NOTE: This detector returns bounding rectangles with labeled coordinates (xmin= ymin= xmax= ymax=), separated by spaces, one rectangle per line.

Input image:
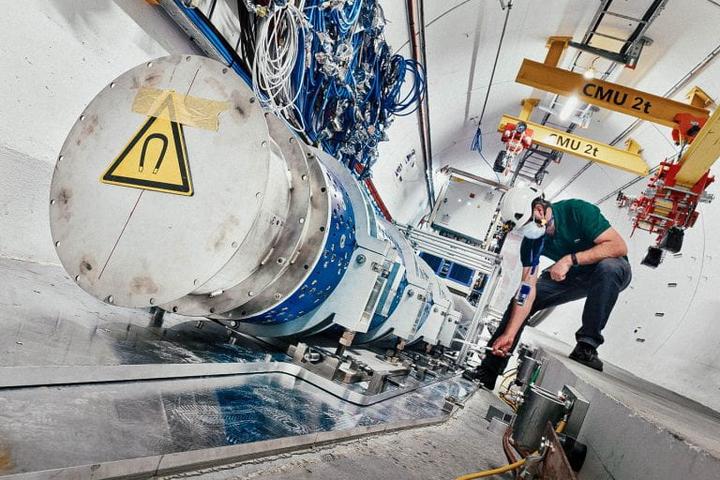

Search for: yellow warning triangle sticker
xmin=101 ymin=94 xmax=193 ymax=196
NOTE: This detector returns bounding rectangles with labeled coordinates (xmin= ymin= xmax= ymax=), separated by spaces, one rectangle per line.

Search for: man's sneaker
xmin=569 ymin=342 xmax=604 ymax=372
xmin=478 ymin=372 xmax=498 ymax=390
xmin=461 ymin=367 xmax=499 ymax=390
xmin=473 ymin=367 xmax=499 ymax=390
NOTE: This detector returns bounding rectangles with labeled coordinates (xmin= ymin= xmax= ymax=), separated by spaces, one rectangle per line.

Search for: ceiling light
xmin=582 ymin=56 xmax=599 ymax=80
xmin=559 ymin=96 xmax=579 ymax=121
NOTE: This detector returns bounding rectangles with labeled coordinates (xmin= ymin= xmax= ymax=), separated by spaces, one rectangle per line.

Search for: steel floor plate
xmin=0 ymin=373 xmax=471 ymax=474
xmin=0 ymin=258 xmax=473 ymax=476
xmin=0 ymin=257 xmax=284 ymax=367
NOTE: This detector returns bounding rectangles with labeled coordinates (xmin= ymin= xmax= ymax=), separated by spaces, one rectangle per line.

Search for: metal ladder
xmin=512 ymin=146 xmax=559 ymax=185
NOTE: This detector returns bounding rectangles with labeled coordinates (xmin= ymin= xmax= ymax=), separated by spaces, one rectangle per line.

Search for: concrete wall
xmin=0 ymin=0 xmax=195 ymax=264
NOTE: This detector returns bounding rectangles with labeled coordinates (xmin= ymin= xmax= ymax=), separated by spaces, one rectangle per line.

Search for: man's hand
xmin=549 ymin=255 xmax=572 ymax=281
xmin=491 ymin=332 xmax=515 ymax=357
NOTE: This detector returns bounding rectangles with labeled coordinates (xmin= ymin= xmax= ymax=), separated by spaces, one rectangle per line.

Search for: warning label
xmin=101 ymin=95 xmax=193 ymax=196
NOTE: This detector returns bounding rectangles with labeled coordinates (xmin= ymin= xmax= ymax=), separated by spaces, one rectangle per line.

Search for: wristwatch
xmin=571 ymin=253 xmax=579 ymax=266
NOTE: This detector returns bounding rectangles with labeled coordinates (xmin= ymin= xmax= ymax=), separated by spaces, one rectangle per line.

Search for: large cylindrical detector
xmin=49 ymin=55 xmax=456 ymax=346
xmin=50 ymin=55 xmax=356 ymax=327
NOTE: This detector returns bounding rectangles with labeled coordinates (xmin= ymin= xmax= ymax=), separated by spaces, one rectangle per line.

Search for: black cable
xmin=235 ymin=0 xmax=256 ymax=73
xmin=593 ymin=166 xmax=659 ymax=205
xmin=469 ymin=0 xmax=512 ymax=180
xmin=476 ymin=1 xmax=512 ymax=127
xmin=208 ymin=0 xmax=219 ymax=20
xmin=418 ymin=0 xmax=435 ymax=204
xmin=480 ymin=152 xmax=500 ymax=182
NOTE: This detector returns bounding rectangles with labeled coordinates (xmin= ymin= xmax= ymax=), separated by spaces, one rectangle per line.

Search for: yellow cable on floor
xmin=455 ymin=419 xmax=568 ymax=479
xmin=454 ymin=458 xmax=526 ymax=480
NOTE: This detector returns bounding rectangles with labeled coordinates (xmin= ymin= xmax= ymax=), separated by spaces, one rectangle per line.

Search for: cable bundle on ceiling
xmin=175 ymin=0 xmax=425 ymax=179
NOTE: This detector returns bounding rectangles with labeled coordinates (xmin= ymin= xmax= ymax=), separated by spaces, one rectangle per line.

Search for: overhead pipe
xmin=417 ymin=0 xmax=435 ymax=206
xmin=406 ymin=0 xmax=435 ymax=211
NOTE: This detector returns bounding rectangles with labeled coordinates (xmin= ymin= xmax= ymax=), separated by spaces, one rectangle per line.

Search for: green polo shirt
xmin=520 ymin=199 xmax=612 ymax=270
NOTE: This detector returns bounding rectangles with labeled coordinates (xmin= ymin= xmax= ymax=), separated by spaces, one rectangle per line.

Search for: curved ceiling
xmin=373 ymin=0 xmax=720 ymax=222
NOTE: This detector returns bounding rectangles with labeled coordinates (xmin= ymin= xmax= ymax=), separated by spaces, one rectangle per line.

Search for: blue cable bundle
xmin=470 ymin=125 xmax=482 ymax=154
xmin=173 ymin=0 xmax=425 ymax=179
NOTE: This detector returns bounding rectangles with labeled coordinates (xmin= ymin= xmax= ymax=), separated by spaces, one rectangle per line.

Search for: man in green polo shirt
xmin=470 ymin=184 xmax=631 ymax=389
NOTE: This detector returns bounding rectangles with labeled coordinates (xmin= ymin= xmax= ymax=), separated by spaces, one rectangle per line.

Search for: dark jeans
xmin=478 ymin=257 xmax=632 ymax=379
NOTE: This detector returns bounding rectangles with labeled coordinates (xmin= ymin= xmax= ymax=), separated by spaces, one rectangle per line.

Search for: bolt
xmin=356 ymin=254 xmax=366 ymax=265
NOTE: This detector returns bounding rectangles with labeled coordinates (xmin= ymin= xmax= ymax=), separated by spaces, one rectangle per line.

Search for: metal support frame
xmin=396 ymin=226 xmax=502 ymax=365
xmin=456 ymin=264 xmax=500 ymax=366
xmin=352 ymin=219 xmax=436 ymax=344
xmin=397 ymin=226 xmax=501 ymax=275
xmin=676 ymin=105 xmax=720 ymax=186
xmin=0 ymin=360 xmax=459 ymax=407
xmin=568 ymin=39 xmax=650 ymax=67
xmin=568 ymin=0 xmax=669 ymax=69
xmin=522 ymin=0 xmax=679 ymax=191
xmin=411 ymin=261 xmax=454 ymax=347
xmin=515 ymin=59 xmax=710 ymax=129
xmin=543 ymin=36 xmax=572 ymax=67
xmin=498 ymin=113 xmax=649 ymax=175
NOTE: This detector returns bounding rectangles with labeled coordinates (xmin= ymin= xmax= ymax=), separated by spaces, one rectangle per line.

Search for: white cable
xmin=253 ymin=0 xmax=307 ymax=131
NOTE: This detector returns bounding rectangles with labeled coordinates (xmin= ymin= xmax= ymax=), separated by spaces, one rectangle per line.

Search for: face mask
xmin=520 ymin=208 xmax=552 ymax=239
xmin=521 ymin=222 xmax=546 ymax=239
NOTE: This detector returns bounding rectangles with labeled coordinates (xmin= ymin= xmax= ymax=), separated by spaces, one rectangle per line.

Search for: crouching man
xmin=472 ymin=185 xmax=631 ymax=389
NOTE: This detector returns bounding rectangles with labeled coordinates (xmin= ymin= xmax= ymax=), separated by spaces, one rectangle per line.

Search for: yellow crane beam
xmin=543 ymin=36 xmax=572 ymax=67
xmin=675 ymin=105 xmax=720 ymax=187
xmin=515 ymin=59 xmax=710 ymax=129
xmin=686 ymin=86 xmax=715 ymax=109
xmin=498 ymin=114 xmax=649 ymax=176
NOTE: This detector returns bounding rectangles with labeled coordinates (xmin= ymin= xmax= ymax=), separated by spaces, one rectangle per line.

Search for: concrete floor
xmin=160 ymin=389 xmax=515 ymax=480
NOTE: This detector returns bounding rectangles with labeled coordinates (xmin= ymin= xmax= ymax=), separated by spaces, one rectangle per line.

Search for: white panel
xmin=431 ymin=176 xmax=503 ymax=242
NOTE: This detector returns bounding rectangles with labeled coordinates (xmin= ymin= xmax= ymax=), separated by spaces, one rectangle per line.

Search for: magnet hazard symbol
xmin=101 ymin=94 xmax=193 ymax=196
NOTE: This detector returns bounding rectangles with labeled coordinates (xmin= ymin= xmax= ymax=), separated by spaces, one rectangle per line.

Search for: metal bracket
xmin=561 ymin=385 xmax=590 ymax=439
xmin=568 ymin=36 xmax=652 ymax=68
xmin=538 ymin=421 xmax=578 ymax=479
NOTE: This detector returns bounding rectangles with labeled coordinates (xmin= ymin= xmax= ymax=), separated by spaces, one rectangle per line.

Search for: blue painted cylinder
xmin=242 ymin=169 xmax=357 ymax=325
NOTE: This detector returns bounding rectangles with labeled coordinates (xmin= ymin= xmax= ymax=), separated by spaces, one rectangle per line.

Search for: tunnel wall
xmin=0 ymin=0 xmax=195 ymax=264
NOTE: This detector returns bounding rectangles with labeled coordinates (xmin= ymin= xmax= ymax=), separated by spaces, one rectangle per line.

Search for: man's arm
xmin=574 ymin=227 xmax=627 ymax=263
xmin=549 ymin=227 xmax=627 ymax=281
xmin=491 ymin=266 xmax=537 ymax=356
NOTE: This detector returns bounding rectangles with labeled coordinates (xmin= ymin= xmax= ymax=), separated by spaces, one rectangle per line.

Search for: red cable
xmin=354 ymin=163 xmax=393 ymax=222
